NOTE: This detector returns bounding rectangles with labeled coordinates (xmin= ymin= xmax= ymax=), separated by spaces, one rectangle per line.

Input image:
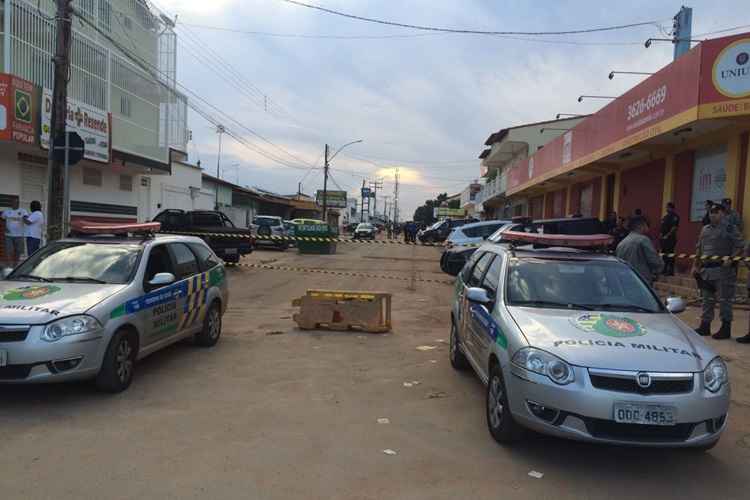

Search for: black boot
xmin=736 ymin=333 xmax=750 ymax=344
xmin=712 ymin=321 xmax=731 ymax=340
xmin=695 ymin=321 xmax=711 ymax=336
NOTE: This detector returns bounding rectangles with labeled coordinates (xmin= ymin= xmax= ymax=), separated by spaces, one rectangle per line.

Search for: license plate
xmin=224 ymin=248 xmax=238 ymax=255
xmin=614 ymin=402 xmax=676 ymax=426
xmin=0 ymin=350 xmax=7 ymax=367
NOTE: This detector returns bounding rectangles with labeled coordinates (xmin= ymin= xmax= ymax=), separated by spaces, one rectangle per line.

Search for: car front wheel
xmin=96 ymin=329 xmax=137 ymax=393
xmin=195 ymin=301 xmax=222 ymax=347
xmin=486 ymin=363 xmax=524 ymax=443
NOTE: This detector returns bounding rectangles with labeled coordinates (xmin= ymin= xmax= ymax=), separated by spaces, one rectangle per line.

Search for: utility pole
xmin=46 ymin=0 xmax=75 ymax=241
xmin=298 ymin=182 xmax=302 ymax=196
xmin=393 ymin=168 xmax=400 ymax=225
xmin=322 ymin=144 xmax=330 ymax=222
xmin=369 ymin=178 xmax=383 ymax=220
xmin=360 ymin=179 xmax=366 ymax=222
xmin=215 ymin=124 xmax=225 ymax=210
xmin=673 ymin=6 xmax=693 ymax=61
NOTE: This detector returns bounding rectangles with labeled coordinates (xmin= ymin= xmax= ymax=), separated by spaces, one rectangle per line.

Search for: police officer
xmin=693 ymin=204 xmax=743 ymax=339
xmin=660 ymin=202 xmax=680 ymax=276
xmin=616 ymin=216 xmax=663 ymax=285
xmin=722 ymin=198 xmax=743 ymax=235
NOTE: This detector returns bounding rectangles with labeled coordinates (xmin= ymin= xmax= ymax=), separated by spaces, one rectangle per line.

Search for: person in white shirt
xmin=23 ymin=200 xmax=44 ymax=255
xmin=1 ymin=199 xmax=28 ymax=267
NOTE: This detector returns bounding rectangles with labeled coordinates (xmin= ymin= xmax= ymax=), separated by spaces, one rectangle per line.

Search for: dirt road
xmin=1 ymin=242 xmax=749 ymax=499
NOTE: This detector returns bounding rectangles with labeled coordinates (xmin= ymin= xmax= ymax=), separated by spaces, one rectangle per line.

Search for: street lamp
xmin=323 ymin=139 xmax=363 ymax=220
xmin=644 ymin=37 xmax=701 ymax=48
xmin=556 ymin=113 xmax=585 ymax=119
xmin=608 ymin=70 xmax=654 ymax=80
xmin=540 ymin=127 xmax=571 ymax=134
xmin=578 ymin=95 xmax=616 ymax=103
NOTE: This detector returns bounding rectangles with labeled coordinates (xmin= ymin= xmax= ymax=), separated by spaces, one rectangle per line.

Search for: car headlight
xmin=703 ymin=357 xmax=728 ymax=393
xmin=42 ymin=315 xmax=102 ymax=342
xmin=512 ymin=347 xmax=575 ymax=385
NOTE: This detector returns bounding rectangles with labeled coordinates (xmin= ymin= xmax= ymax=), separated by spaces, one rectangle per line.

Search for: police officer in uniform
xmin=616 ymin=216 xmax=663 ymax=285
xmin=693 ymin=204 xmax=743 ymax=339
xmin=722 ymin=198 xmax=743 ymax=234
xmin=659 ymin=202 xmax=680 ymax=276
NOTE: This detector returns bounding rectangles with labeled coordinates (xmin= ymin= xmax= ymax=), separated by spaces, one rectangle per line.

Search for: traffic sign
xmin=53 ymin=131 xmax=85 ymax=165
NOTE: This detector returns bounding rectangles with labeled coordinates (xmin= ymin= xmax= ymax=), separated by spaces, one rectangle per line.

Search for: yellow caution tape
xmin=228 ymin=262 xmax=454 ymax=285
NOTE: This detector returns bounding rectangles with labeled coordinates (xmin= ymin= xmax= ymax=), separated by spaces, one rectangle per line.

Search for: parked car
xmin=418 ymin=218 xmax=477 ymax=244
xmin=449 ymin=232 xmax=728 ymax=449
xmin=531 ymin=216 xmax=605 ymax=235
xmin=441 ymin=222 xmax=523 ymax=276
xmin=445 ymin=220 xmax=511 ymax=248
xmin=152 ymin=209 xmax=253 ymax=264
xmin=250 ymin=215 xmax=290 ymax=251
xmin=0 ymin=224 xmax=228 ymax=393
xmin=353 ymin=223 xmax=377 ymax=240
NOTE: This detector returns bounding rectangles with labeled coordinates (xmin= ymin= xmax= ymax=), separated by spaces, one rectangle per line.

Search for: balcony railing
xmin=476 ymin=172 xmax=507 ymax=205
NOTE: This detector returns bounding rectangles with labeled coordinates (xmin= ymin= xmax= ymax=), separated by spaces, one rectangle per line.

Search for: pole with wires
xmin=46 ymin=0 xmax=74 ymax=241
xmin=215 ymin=124 xmax=225 ymax=209
xmin=322 ymin=144 xmax=330 ymax=223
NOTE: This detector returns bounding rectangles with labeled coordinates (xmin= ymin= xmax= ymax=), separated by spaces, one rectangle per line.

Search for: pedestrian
xmin=610 ymin=216 xmax=629 ymax=252
xmin=659 ymin=202 xmax=680 ymax=276
xmin=616 ymin=216 xmax=663 ymax=284
xmin=604 ymin=211 xmax=617 ymax=234
xmin=1 ymin=199 xmax=28 ymax=268
xmin=739 ymin=240 xmax=750 ymax=344
xmin=702 ymin=200 xmax=714 ymax=227
xmin=693 ymin=204 xmax=743 ymax=340
xmin=23 ymin=200 xmax=44 ymax=255
xmin=721 ymin=198 xmax=743 ymax=234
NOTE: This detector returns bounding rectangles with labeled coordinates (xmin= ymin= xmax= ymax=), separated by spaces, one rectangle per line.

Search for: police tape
xmin=659 ymin=253 xmax=750 ymax=263
xmin=158 ymin=230 xmax=442 ymax=246
xmin=226 ymin=262 xmax=454 ymax=285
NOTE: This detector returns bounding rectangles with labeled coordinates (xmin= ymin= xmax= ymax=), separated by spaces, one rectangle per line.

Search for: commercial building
xmin=0 ymin=0 xmax=188 ymax=233
xmin=499 ymin=32 xmax=750 ymax=261
xmin=476 ymin=117 xmax=585 ymax=219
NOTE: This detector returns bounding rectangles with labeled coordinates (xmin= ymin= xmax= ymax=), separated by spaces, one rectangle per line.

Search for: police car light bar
xmin=501 ymin=230 xmax=613 ymax=248
xmin=70 ymin=220 xmax=162 ymax=235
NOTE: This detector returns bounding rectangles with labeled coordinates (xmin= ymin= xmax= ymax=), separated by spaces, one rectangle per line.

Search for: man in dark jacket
xmin=616 ymin=216 xmax=664 ymax=284
xmin=659 ymin=202 xmax=680 ymax=276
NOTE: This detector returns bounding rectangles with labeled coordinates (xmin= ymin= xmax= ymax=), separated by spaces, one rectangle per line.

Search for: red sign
xmin=699 ymin=33 xmax=750 ymax=118
xmin=0 ymin=74 xmax=37 ymax=145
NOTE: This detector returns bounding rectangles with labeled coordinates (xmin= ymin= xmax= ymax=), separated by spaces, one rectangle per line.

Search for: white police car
xmin=0 ymin=222 xmax=229 ymax=392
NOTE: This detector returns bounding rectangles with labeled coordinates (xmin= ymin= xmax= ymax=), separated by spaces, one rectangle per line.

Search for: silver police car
xmin=450 ymin=238 xmax=729 ymax=449
xmin=0 ymin=233 xmax=229 ymax=392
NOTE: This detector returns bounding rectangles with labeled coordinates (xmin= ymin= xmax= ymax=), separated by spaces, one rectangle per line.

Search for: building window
xmin=119 ymin=174 xmax=133 ymax=192
xmin=78 ymin=0 xmax=95 ymax=18
xmin=98 ymin=0 xmax=112 ymax=32
xmin=83 ymin=167 xmax=102 ymax=187
xmin=120 ymin=95 xmax=131 ymax=117
xmin=122 ymin=15 xmax=132 ymax=30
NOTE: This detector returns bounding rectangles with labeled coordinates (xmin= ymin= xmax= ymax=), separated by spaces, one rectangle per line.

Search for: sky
xmin=151 ymin=0 xmax=749 ymax=218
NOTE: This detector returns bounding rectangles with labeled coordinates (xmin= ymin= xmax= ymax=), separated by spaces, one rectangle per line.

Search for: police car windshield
xmin=9 ymin=242 xmax=142 ymax=285
xmin=506 ymin=258 xmax=663 ymax=313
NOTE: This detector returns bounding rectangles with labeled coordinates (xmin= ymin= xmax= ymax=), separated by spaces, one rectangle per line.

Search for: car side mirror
xmin=1 ymin=267 xmax=13 ymax=279
xmin=466 ymin=287 xmax=492 ymax=306
xmin=148 ymin=272 xmax=176 ymax=289
xmin=665 ymin=296 xmax=687 ymax=314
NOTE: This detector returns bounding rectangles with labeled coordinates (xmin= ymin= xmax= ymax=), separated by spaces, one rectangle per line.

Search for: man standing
xmin=702 ymin=200 xmax=714 ymax=226
xmin=722 ymin=198 xmax=743 ymax=234
xmin=693 ymin=204 xmax=743 ymax=340
xmin=1 ymin=199 xmax=28 ymax=268
xmin=659 ymin=202 xmax=680 ymax=276
xmin=23 ymin=200 xmax=44 ymax=255
xmin=616 ymin=216 xmax=664 ymax=285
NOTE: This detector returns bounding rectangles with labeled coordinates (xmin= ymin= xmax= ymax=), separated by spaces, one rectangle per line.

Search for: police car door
xmin=461 ymin=252 xmax=495 ymax=363
xmin=140 ymin=243 xmax=182 ymax=347
xmin=167 ymin=243 xmax=203 ymax=336
xmin=469 ymin=253 xmax=503 ymax=372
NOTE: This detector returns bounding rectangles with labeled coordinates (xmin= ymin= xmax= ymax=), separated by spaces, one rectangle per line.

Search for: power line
xmin=282 ymin=0 xmax=666 ymax=36
xmin=75 ymin=10 xmax=313 ymax=172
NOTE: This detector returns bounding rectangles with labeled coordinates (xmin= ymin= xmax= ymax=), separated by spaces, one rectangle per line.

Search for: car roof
xmin=458 ymin=220 xmax=511 ymax=230
xmin=59 ymin=234 xmax=208 ymax=247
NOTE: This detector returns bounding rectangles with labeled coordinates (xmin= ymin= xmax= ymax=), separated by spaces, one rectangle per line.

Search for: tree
xmin=448 ymin=199 xmax=460 ymax=209
xmin=413 ymin=192 xmax=451 ymax=225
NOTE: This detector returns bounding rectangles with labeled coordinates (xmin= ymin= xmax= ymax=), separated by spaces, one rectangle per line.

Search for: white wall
xmin=0 ymin=147 xmax=26 ymax=209
xmin=140 ymin=160 xmax=204 ymax=220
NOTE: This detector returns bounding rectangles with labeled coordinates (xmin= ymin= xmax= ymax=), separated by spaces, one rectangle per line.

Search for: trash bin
xmin=296 ymin=223 xmax=337 ymax=254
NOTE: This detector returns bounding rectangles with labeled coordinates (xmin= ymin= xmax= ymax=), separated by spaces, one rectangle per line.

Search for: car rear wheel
xmin=449 ymin=320 xmax=470 ymax=371
xmin=96 ymin=329 xmax=137 ymax=393
xmin=195 ymin=301 xmax=222 ymax=347
xmin=486 ymin=363 xmax=524 ymax=443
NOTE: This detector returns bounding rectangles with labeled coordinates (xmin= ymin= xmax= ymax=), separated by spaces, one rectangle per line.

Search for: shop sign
xmin=40 ymin=88 xmax=110 ymax=163
xmin=433 ymin=207 xmax=465 ymax=218
xmin=0 ymin=74 xmax=36 ymax=145
xmin=690 ymin=145 xmax=727 ymax=222
xmin=316 ymin=190 xmax=347 ymax=208
xmin=712 ymin=39 xmax=750 ymax=98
